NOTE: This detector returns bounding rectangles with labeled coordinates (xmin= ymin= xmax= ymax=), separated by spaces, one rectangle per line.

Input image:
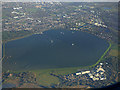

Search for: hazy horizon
xmin=1 ymin=0 xmax=119 ymax=2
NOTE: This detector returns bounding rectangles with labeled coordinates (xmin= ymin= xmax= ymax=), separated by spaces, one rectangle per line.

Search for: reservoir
xmin=2 ymin=29 xmax=109 ymax=71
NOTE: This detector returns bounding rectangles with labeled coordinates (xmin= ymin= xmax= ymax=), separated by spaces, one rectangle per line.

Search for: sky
xmin=1 ymin=0 xmax=120 ymax=2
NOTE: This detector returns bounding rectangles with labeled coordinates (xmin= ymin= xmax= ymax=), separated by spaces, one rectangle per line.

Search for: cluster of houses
xmin=12 ymin=7 xmax=26 ymax=19
xmin=76 ymin=63 xmax=106 ymax=81
xmin=94 ymin=23 xmax=107 ymax=28
xmin=13 ymin=7 xmax=22 ymax=10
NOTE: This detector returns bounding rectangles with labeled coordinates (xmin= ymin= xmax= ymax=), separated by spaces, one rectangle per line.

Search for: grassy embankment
xmin=88 ymin=41 xmax=112 ymax=68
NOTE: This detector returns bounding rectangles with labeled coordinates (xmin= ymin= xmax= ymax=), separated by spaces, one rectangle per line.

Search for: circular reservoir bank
xmin=3 ymin=29 xmax=109 ymax=71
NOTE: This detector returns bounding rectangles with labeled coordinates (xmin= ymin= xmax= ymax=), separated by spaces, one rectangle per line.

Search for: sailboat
xmin=51 ymin=40 xmax=54 ymax=43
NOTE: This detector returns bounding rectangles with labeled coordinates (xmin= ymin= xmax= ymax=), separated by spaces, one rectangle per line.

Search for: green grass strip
xmin=89 ymin=41 xmax=111 ymax=68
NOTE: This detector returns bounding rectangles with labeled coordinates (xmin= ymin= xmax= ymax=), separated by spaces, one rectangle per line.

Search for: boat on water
xmin=60 ymin=32 xmax=64 ymax=35
xmin=51 ymin=40 xmax=54 ymax=43
xmin=72 ymin=43 xmax=74 ymax=46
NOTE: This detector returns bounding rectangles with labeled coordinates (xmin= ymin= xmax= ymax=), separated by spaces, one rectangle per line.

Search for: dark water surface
xmin=3 ymin=30 xmax=109 ymax=71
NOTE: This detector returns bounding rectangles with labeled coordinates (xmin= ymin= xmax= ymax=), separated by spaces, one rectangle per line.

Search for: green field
xmin=12 ymin=67 xmax=88 ymax=86
xmin=109 ymin=42 xmax=118 ymax=57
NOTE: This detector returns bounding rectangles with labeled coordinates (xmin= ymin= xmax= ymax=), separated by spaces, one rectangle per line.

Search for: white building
xmin=76 ymin=72 xmax=81 ymax=75
xmin=81 ymin=71 xmax=90 ymax=75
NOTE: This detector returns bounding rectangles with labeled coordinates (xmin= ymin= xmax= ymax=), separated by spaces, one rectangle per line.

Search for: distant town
xmin=2 ymin=2 xmax=118 ymax=42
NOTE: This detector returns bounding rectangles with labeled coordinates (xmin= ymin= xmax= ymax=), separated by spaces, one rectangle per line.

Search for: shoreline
xmin=3 ymin=33 xmax=34 ymax=43
xmin=3 ymin=29 xmax=108 ymax=43
xmin=89 ymin=41 xmax=111 ymax=68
